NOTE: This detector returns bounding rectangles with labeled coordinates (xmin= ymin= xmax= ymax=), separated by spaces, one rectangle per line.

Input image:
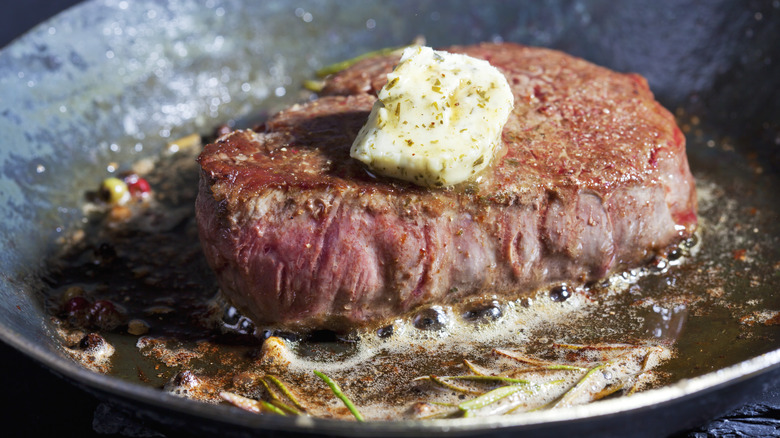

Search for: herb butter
xmin=350 ymin=46 xmax=514 ymax=187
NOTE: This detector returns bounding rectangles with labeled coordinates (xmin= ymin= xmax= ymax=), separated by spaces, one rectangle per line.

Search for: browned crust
xmin=197 ymin=43 xmax=697 ymax=329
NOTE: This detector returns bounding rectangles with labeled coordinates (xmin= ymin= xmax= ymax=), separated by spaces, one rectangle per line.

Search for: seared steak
xmin=197 ymin=43 xmax=697 ymax=330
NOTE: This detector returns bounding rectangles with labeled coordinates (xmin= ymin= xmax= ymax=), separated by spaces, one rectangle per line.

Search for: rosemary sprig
xmin=230 ymin=343 xmax=666 ymax=420
xmin=313 ymin=370 xmax=364 ymax=422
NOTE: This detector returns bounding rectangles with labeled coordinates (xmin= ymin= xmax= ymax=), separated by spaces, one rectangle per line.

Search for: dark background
xmin=2 ymin=2 xmax=779 ymax=437
xmin=0 ymin=0 xmax=80 ymax=49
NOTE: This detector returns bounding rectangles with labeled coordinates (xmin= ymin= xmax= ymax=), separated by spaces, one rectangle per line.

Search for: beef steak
xmin=196 ymin=43 xmax=697 ymax=330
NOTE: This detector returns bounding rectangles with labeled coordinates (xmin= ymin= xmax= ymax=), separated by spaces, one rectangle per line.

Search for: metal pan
xmin=1 ymin=0 xmax=778 ymax=436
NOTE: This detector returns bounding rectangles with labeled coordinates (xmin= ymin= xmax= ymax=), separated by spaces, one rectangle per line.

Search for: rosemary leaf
xmin=303 ymin=79 xmax=325 ymax=92
xmin=316 ymin=45 xmax=408 ymax=77
xmin=544 ymin=364 xmax=588 ymax=372
xmin=458 ymin=385 xmax=526 ymax=413
xmin=626 ymin=381 xmax=641 ymax=396
xmin=266 ymin=375 xmax=306 ymax=410
xmin=258 ymin=378 xmax=281 ymax=402
xmin=639 ymin=346 xmax=666 ymax=372
xmin=493 ymin=349 xmax=560 ymax=367
xmin=427 ymin=375 xmax=483 ymax=395
xmin=271 ymin=399 xmax=303 ymax=416
xmin=494 ymin=349 xmax=586 ymax=371
xmin=551 ymin=365 xmax=604 ymax=408
xmin=462 ymin=359 xmax=487 ymax=376
xmin=260 ymin=400 xmax=287 ymax=416
xmin=448 ymin=375 xmax=529 ymax=385
xmin=313 ymin=370 xmax=365 ymax=422
xmin=515 ymin=380 xmax=571 ymax=413
xmin=553 ymin=342 xmax=635 ymax=351
xmin=591 ymin=383 xmax=626 ymax=401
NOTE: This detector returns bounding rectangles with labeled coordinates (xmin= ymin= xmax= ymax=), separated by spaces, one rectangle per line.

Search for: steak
xmin=196 ymin=43 xmax=697 ymax=330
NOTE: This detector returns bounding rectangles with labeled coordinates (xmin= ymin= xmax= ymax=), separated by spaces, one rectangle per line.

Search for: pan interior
xmin=0 ymin=0 xmax=778 ymax=430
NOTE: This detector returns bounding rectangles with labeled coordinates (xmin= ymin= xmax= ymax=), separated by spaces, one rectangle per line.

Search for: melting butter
xmin=350 ymin=46 xmax=514 ymax=188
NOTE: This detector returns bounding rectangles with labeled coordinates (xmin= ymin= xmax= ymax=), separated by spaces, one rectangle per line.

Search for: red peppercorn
xmin=124 ymin=174 xmax=151 ymax=198
xmin=62 ymin=296 xmax=92 ymax=328
xmin=90 ymin=299 xmax=115 ymax=313
xmin=90 ymin=300 xmax=122 ymax=330
xmin=63 ymin=296 xmax=90 ymax=314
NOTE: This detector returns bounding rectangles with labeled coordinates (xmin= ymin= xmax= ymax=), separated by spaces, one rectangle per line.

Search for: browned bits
xmin=79 ymin=333 xmax=106 ymax=351
xmin=108 ymin=205 xmax=132 ymax=222
xmin=127 ymin=319 xmax=150 ymax=336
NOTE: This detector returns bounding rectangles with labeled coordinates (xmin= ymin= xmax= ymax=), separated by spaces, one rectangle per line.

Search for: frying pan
xmin=1 ymin=0 xmax=779 ymax=436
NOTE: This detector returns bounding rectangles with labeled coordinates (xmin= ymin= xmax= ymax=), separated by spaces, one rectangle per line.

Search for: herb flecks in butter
xmin=350 ymin=46 xmax=514 ymax=188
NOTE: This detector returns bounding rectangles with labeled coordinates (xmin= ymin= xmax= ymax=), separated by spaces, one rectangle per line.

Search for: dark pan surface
xmin=1 ymin=1 xmax=779 ymax=436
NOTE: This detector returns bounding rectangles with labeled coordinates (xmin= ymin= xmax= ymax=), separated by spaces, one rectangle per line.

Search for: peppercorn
xmin=100 ymin=177 xmax=129 ymax=205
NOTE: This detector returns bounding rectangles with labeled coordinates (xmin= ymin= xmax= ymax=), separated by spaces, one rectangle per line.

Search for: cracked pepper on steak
xmin=196 ymin=43 xmax=698 ymax=330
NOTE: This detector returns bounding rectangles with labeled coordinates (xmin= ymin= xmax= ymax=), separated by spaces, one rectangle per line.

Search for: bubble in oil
xmin=222 ymin=305 xmax=256 ymax=335
xmin=549 ymin=284 xmax=571 ymax=302
xmin=650 ymin=256 xmax=669 ymax=273
xmin=462 ymin=301 xmax=503 ymax=323
xmin=223 ymin=305 xmax=241 ymax=325
xmin=413 ymin=306 xmax=449 ymax=331
xmin=377 ymin=324 xmax=394 ymax=338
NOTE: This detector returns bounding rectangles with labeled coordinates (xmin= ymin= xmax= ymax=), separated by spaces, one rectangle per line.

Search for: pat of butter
xmin=350 ymin=46 xmax=514 ymax=187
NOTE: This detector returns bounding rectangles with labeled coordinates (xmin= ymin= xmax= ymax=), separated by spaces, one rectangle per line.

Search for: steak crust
xmin=197 ymin=43 xmax=697 ymax=330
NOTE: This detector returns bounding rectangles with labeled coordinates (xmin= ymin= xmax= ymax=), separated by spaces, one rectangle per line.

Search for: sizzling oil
xmin=42 ymin=120 xmax=780 ymax=420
